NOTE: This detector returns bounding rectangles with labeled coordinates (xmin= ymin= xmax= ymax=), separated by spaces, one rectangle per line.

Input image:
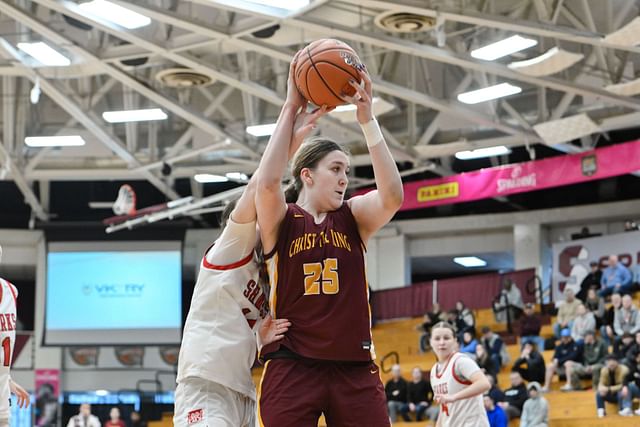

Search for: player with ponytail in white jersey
xmin=429 ymin=321 xmax=491 ymax=427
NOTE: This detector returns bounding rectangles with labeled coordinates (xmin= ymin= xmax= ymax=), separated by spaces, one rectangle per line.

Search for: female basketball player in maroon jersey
xmin=429 ymin=322 xmax=491 ymax=427
xmin=255 ymin=52 xmax=403 ymax=426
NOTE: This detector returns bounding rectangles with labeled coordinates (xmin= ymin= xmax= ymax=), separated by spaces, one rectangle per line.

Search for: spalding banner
xmin=552 ymin=230 xmax=640 ymax=301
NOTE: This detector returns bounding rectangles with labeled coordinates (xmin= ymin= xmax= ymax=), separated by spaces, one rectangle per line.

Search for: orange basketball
xmin=294 ymin=39 xmax=364 ymax=108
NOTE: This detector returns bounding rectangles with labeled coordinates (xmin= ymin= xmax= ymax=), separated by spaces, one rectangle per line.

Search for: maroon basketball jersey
xmin=262 ymin=203 xmax=373 ymax=362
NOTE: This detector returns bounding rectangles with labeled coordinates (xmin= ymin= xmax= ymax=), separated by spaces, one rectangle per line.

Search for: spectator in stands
xmin=484 ymin=394 xmax=508 ymax=427
xmin=584 ymin=288 xmax=605 ymax=328
xmin=455 ymin=300 xmax=476 ymax=338
xmin=624 ymin=219 xmax=638 ymax=232
xmin=400 ymin=367 xmax=438 ymax=422
xmin=385 ymin=364 xmax=408 ymax=422
xmin=595 ymin=355 xmax=632 ymax=417
xmin=599 ymin=255 xmax=633 ymax=297
xmin=493 ymin=279 xmax=524 ymax=324
xmin=542 ymin=328 xmax=582 ymax=393
xmin=66 ymin=403 xmax=100 ymax=427
xmin=460 ymin=331 xmax=478 ymax=356
xmin=563 ymin=330 xmax=607 ymax=391
xmin=103 ymin=407 xmax=125 ymax=427
xmin=519 ymin=303 xmax=545 ymax=351
xmin=577 ymin=261 xmax=602 ymax=301
xmin=519 ymin=382 xmax=548 ymax=427
xmin=553 ymin=288 xmax=581 ymax=338
xmin=626 ymin=351 xmax=640 ymax=416
xmin=417 ymin=303 xmax=442 ymax=353
xmin=481 ymin=326 xmax=508 ymax=369
xmin=614 ymin=294 xmax=640 ymax=340
xmin=487 ymin=374 xmax=505 ymax=403
xmin=571 ymin=304 xmax=596 ymax=344
xmin=614 ymin=332 xmax=634 ymax=363
xmin=625 ymin=331 xmax=640 ymax=365
xmin=476 ymin=343 xmax=499 ymax=381
xmin=129 ymin=411 xmax=146 ymax=427
xmin=498 ymin=371 xmax=528 ymax=420
xmin=512 ymin=341 xmax=545 ymax=384
xmin=600 ymin=292 xmax=622 ymax=347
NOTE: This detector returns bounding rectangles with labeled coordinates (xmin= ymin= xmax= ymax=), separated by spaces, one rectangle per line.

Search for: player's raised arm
xmin=346 ymin=69 xmax=403 ymax=244
xmin=256 ymin=53 xmax=329 ymax=253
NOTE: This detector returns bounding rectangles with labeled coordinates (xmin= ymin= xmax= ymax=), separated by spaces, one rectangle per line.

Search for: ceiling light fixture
xmin=78 ymin=0 xmax=152 ymax=29
xmin=455 ymin=146 xmax=511 ymax=160
xmin=244 ymin=0 xmax=310 ymax=11
xmin=508 ymin=47 xmax=584 ymax=76
xmin=453 ymin=256 xmax=487 ymax=267
xmin=457 ymin=83 xmax=522 ymax=104
xmin=194 ymin=174 xmax=229 ymax=183
xmin=17 ymin=42 xmax=71 ymax=66
xmin=102 ymin=108 xmax=167 ymax=123
xmin=246 ymin=123 xmax=277 ymax=137
xmin=25 ymin=136 xmax=86 ymax=147
xmin=471 ymin=35 xmax=538 ymax=61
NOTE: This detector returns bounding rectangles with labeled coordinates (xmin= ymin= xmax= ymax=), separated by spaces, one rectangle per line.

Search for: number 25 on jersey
xmin=303 ymin=258 xmax=339 ymax=295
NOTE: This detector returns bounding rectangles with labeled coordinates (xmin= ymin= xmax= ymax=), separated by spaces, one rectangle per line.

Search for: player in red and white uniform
xmin=429 ymin=322 xmax=491 ymax=427
xmin=0 ymin=245 xmax=31 ymax=427
xmin=174 ymin=176 xmax=291 ymax=427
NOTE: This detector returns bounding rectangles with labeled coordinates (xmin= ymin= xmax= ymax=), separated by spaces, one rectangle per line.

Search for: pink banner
xmin=360 ymin=140 xmax=640 ymax=211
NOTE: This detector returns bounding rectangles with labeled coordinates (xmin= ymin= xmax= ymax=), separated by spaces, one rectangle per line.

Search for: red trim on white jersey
xmin=6 ymin=282 xmax=17 ymax=305
xmin=451 ymin=357 xmax=472 ymax=385
xmin=435 ymin=352 xmax=456 ymax=379
xmin=202 ymin=251 xmax=254 ymax=271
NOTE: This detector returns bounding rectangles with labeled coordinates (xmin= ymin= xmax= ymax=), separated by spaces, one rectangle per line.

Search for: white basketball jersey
xmin=177 ymin=250 xmax=267 ymax=400
xmin=0 ymin=278 xmax=17 ymax=420
xmin=430 ymin=352 xmax=489 ymax=427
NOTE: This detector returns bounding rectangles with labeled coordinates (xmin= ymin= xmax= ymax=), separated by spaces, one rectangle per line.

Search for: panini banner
xmin=356 ymin=140 xmax=640 ymax=211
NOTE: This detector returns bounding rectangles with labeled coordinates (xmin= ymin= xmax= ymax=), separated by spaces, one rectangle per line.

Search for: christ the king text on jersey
xmin=288 ymin=229 xmax=352 ymax=258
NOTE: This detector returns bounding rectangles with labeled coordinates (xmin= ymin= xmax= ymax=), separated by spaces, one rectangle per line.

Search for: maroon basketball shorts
xmin=258 ymin=357 xmax=390 ymax=427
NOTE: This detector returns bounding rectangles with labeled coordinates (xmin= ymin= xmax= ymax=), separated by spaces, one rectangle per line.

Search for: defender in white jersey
xmin=429 ymin=322 xmax=490 ymax=427
xmin=0 ymin=245 xmax=31 ymax=427
xmin=174 ymin=175 xmax=292 ymax=427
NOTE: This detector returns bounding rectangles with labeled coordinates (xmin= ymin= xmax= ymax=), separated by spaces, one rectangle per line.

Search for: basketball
xmin=294 ymin=39 xmax=365 ymax=108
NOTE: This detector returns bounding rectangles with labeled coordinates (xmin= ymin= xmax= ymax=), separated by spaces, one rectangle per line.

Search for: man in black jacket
xmin=400 ymin=367 xmax=437 ymax=422
xmin=498 ymin=371 xmax=528 ymax=419
xmin=384 ymin=364 xmax=408 ymax=422
xmin=512 ymin=341 xmax=545 ymax=384
xmin=577 ymin=261 xmax=602 ymax=301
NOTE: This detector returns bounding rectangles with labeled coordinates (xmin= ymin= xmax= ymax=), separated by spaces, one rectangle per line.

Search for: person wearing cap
xmin=595 ymin=355 xmax=632 ymax=417
xmin=562 ymin=330 xmax=607 ymax=391
xmin=542 ymin=328 xmax=582 ymax=393
xmin=552 ymin=288 xmax=581 ymax=339
xmin=519 ymin=382 xmax=548 ymax=427
xmin=519 ymin=303 xmax=545 ymax=352
xmin=577 ymin=261 xmax=601 ymax=301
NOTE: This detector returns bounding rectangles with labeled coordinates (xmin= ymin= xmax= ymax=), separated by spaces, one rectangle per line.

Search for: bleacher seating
xmin=249 ymin=295 xmax=640 ymax=426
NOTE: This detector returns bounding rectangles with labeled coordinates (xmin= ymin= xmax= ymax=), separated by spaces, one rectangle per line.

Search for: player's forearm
xmin=362 ymin=119 xmax=403 ymax=210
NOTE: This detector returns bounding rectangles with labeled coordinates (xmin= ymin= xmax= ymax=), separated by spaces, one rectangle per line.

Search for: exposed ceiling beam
xmin=1 ymin=0 xmax=260 ymax=160
xmin=339 ymin=0 xmax=640 ymax=54
xmin=286 ymin=16 xmax=640 ymax=111
xmin=0 ymin=142 xmax=48 ymax=220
